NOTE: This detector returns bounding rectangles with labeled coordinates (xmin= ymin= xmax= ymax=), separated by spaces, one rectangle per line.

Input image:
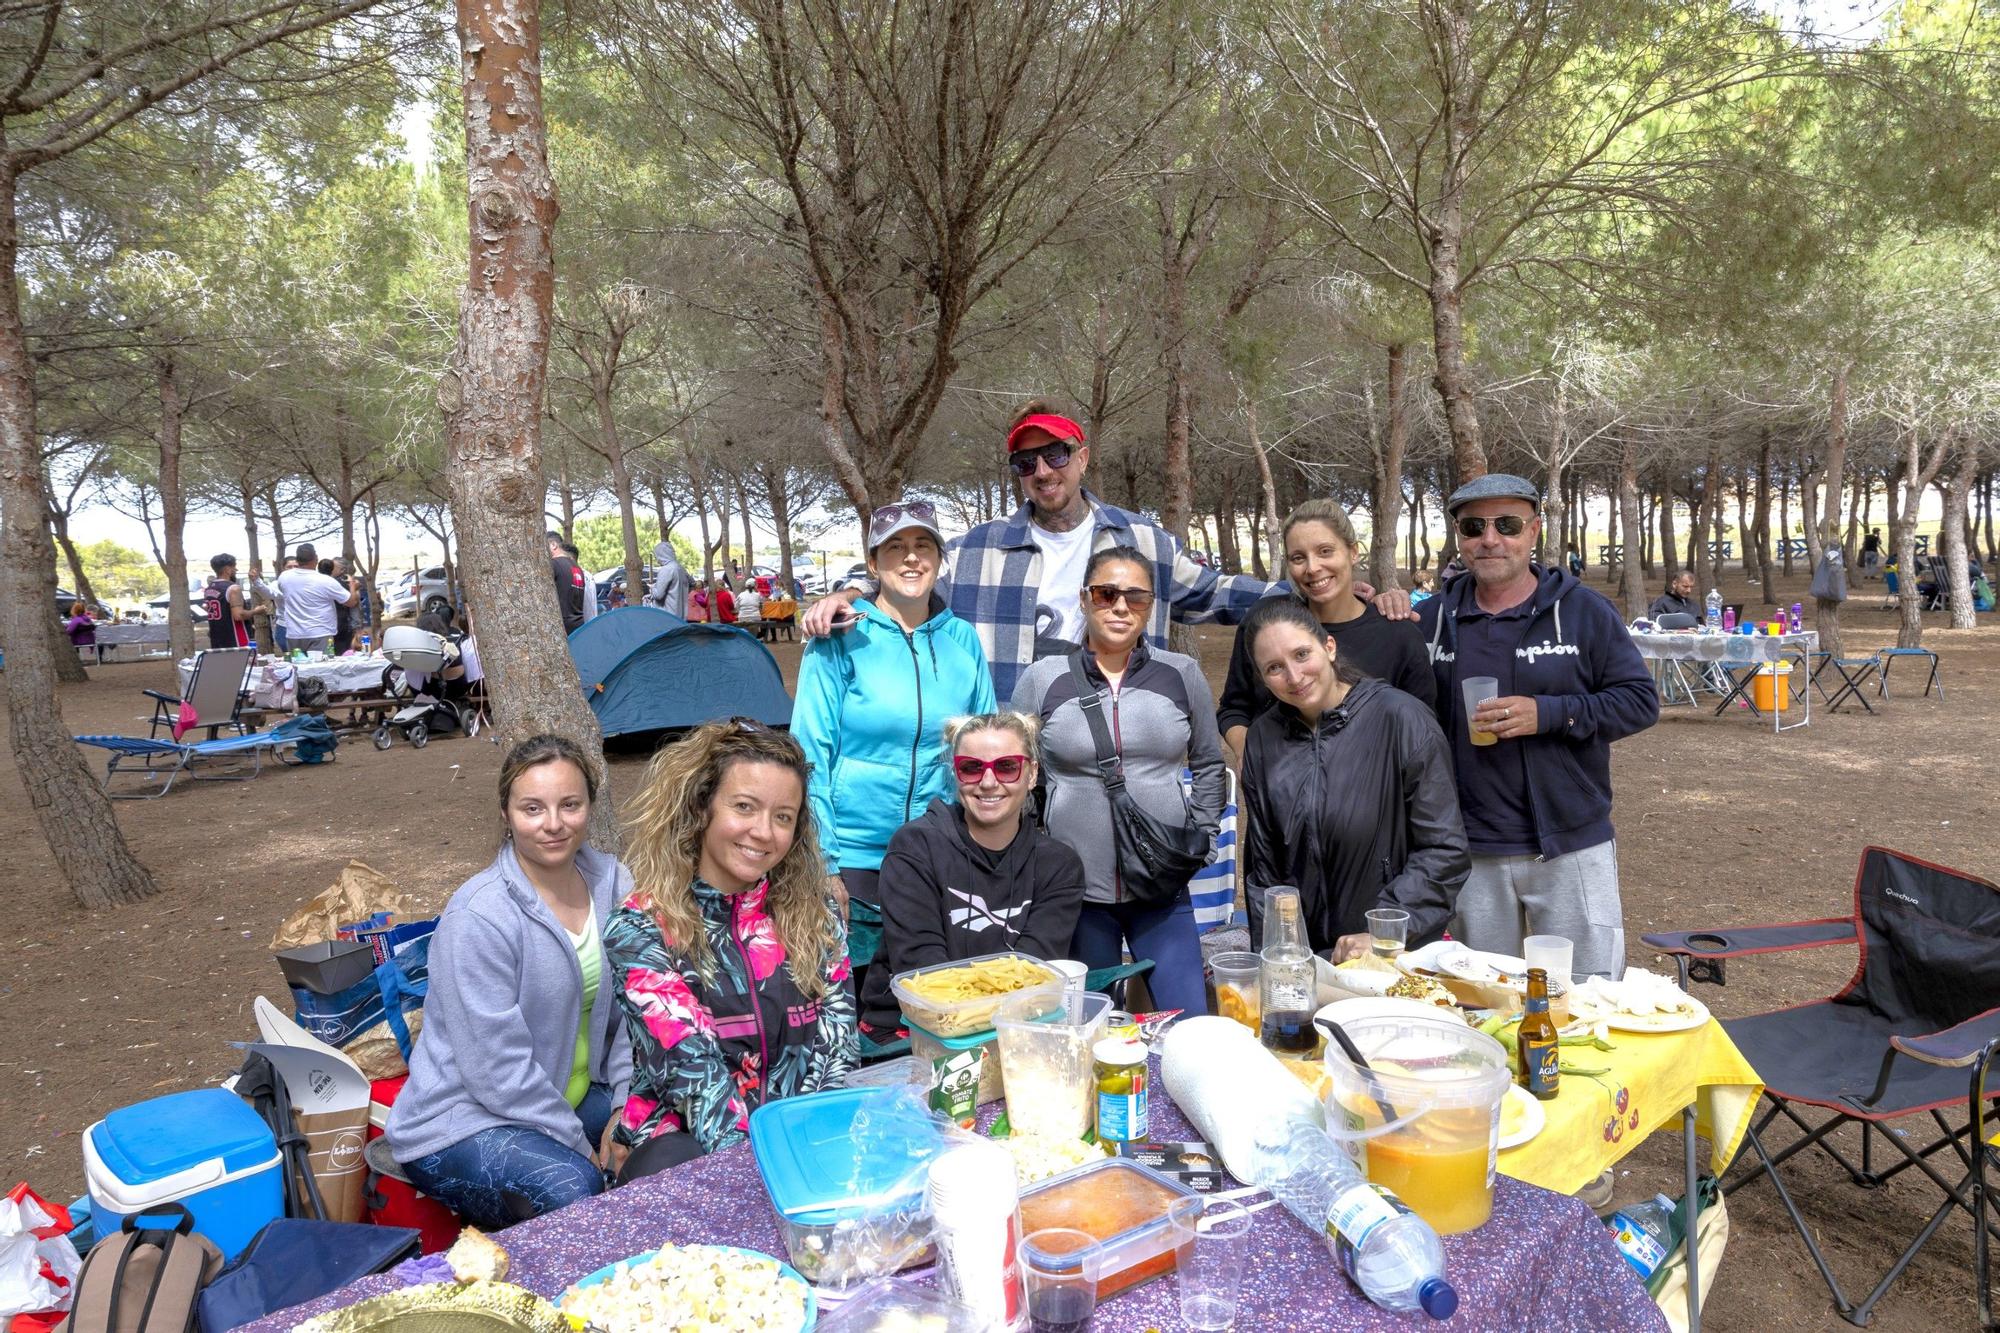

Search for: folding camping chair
xmin=144 ymin=645 xmax=255 ymax=741
xmin=1642 ymin=847 xmax=2000 ymax=1327
xmin=75 ymin=715 xmax=324 ymax=798
xmin=1876 ymin=646 xmax=1943 ymax=701
xmin=1810 ymin=651 xmax=1879 ymax=714
xmin=1649 ymin=614 xmax=1705 ymax=706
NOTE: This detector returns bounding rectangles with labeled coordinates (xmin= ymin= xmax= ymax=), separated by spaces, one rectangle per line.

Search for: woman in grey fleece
xmin=386 ymin=735 xmax=632 ymax=1229
xmin=1011 ymin=546 xmax=1225 ymax=1016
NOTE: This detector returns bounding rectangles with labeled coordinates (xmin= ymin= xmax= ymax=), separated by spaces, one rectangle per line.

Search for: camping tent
xmin=569 ymin=610 xmax=791 ymax=738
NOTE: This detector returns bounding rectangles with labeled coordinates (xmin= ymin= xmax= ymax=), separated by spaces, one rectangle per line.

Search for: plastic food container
xmin=1321 ymin=1012 xmax=1511 ymax=1235
xmin=908 ymin=1021 xmax=1006 ymax=1106
xmin=891 ymin=951 xmax=1057 ymax=1038
xmin=815 ymin=1277 xmax=982 ymax=1332
xmin=748 ymin=1087 xmax=944 ymax=1288
xmin=994 ymin=989 xmax=1113 ymax=1140
xmin=1017 ymin=1158 xmax=1196 ymax=1299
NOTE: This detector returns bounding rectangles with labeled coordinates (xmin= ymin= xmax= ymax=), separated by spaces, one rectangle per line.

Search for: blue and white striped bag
xmin=1186 ymin=769 xmax=1239 ymax=931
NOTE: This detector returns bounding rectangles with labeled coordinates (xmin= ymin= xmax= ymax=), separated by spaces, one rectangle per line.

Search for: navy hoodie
xmin=1417 ymin=565 xmax=1658 ymax=858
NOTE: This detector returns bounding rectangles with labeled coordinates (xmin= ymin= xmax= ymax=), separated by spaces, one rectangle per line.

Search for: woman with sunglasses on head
xmin=604 ymin=720 xmax=855 ymax=1177
xmin=865 ymin=712 xmax=1087 ymax=1030
xmin=1237 ymin=597 xmax=1469 ymax=962
xmin=1218 ymin=499 xmax=1434 ymax=759
xmin=1011 ymin=546 xmax=1225 ymax=1016
xmin=791 ymin=500 xmax=997 ymax=1037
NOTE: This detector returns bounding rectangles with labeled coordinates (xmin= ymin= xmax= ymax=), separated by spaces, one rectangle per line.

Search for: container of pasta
xmin=891 ymin=951 xmax=1058 ymax=1039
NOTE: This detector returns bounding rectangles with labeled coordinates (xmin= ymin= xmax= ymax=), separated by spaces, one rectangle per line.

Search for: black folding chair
xmin=1643 ymin=847 xmax=2000 ymax=1327
xmin=1810 ymin=651 xmax=1880 ymax=714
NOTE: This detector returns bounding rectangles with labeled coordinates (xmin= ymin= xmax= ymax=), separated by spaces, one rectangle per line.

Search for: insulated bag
xmin=58 ymin=1204 xmax=223 ymax=1333
xmin=1064 ymin=652 xmax=1210 ymax=907
xmin=194 ymin=1219 xmax=418 ymax=1332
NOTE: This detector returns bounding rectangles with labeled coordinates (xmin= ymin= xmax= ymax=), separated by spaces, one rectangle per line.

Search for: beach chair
xmin=1642 ymin=847 xmax=2000 ymax=1327
xmin=145 ymin=645 xmax=255 ymax=741
xmin=75 ymin=715 xmax=324 ymax=798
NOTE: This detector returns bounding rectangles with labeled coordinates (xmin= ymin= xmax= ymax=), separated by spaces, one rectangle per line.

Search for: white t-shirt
xmin=277 ymin=568 xmax=350 ymax=638
xmin=1030 ymin=519 xmax=1095 ymax=644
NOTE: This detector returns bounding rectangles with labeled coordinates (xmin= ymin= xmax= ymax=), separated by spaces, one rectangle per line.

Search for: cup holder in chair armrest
xmin=1684 ymin=933 xmax=1733 ymax=954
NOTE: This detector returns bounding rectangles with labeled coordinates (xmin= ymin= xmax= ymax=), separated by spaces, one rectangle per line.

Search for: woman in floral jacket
xmin=605 ymin=719 xmax=856 ymax=1178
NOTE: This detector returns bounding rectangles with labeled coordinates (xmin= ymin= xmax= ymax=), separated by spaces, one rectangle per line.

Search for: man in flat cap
xmin=1415 ymin=474 xmax=1659 ymax=980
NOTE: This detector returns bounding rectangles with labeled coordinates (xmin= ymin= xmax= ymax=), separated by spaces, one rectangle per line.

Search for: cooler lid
xmin=749 ymin=1087 xmax=943 ymax=1225
xmin=93 ymin=1088 xmax=276 ymax=1184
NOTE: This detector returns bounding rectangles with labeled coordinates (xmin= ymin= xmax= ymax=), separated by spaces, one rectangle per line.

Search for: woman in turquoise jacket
xmin=792 ymin=501 xmax=996 ymax=1036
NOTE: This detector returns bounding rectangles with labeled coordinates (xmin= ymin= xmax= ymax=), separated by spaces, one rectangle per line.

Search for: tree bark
xmin=1616 ymin=436 xmax=1645 ymax=621
xmin=1814 ymin=367 xmax=1849 ymax=653
xmin=442 ymin=0 xmax=612 ymax=841
xmin=1893 ymin=428 xmax=1952 ymax=648
xmin=1368 ymin=343 xmax=1407 ymax=591
xmin=1658 ymin=487 xmax=1679 ymax=582
xmin=1779 ymin=470 xmax=1794 ymax=577
xmin=1942 ymin=439 xmax=1978 ymax=630
xmin=1754 ymin=429 xmax=1778 ymax=606
xmin=1426 ymin=3 xmax=1485 ymax=483
xmin=155 ymin=357 xmax=197 ymax=666
xmin=0 ymin=153 xmax=159 ymax=907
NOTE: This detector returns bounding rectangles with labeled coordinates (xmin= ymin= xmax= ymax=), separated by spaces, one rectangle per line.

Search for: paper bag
xmin=248 ymin=1000 xmax=373 ymax=1223
xmin=270 ymin=863 xmax=414 ymax=951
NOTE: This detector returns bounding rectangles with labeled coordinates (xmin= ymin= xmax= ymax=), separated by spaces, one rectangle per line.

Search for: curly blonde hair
xmin=622 ymin=720 xmax=836 ymax=999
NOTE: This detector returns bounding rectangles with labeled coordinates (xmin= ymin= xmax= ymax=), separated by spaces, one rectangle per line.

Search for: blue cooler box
xmin=83 ymin=1088 xmax=283 ymax=1259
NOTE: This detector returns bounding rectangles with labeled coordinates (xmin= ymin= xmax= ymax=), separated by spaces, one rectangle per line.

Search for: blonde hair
xmin=941 ymin=710 xmax=1043 ymax=754
xmin=1282 ymin=498 xmax=1360 ymax=552
xmin=622 ymin=720 xmax=836 ymax=999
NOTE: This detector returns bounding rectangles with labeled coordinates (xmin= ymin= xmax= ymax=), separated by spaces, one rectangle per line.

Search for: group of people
xmin=387 ymin=401 xmax=1661 ymax=1231
xmin=194 ymin=544 xmax=372 ymax=656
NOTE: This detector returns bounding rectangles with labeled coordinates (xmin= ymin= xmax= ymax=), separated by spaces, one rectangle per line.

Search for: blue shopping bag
xmin=289 ymin=916 xmax=434 ymax=1059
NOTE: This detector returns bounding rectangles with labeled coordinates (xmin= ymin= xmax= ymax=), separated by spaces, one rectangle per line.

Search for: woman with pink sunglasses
xmin=867 ymin=712 xmax=1087 ymax=1031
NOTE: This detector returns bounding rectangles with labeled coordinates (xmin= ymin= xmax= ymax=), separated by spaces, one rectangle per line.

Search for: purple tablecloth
xmin=242 ymin=1067 xmax=1665 ymax=1331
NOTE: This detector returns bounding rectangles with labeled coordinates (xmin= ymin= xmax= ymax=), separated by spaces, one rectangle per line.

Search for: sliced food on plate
xmin=559 ymin=1243 xmax=813 ymax=1333
xmin=1566 ymin=970 xmax=1709 ymax=1033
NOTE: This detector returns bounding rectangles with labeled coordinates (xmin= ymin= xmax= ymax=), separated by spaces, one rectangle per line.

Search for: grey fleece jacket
xmin=647 ymin=541 xmax=690 ymax=618
xmin=386 ymin=843 xmax=634 ymax=1163
xmin=1012 ymin=642 xmax=1226 ymax=905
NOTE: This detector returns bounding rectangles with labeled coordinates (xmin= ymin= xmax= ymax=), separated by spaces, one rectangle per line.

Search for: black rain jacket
xmin=1241 ymin=678 xmax=1470 ymax=954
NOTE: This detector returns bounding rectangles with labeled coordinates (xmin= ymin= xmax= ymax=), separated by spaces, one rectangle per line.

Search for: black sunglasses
xmin=1456 ymin=514 xmax=1530 ymax=539
xmin=1008 ymin=442 xmax=1074 ymax=477
xmin=1086 ymin=584 xmax=1155 ymax=611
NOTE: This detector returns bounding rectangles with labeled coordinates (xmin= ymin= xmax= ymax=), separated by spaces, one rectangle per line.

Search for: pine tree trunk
xmin=1617 ymin=437 xmax=1645 ymax=620
xmin=442 ymin=0 xmax=612 ymax=843
xmin=1367 ymin=343 xmax=1407 ymax=591
xmin=1943 ymin=441 xmax=1978 ymax=630
xmin=0 ymin=153 xmax=159 ymax=907
xmin=1814 ymin=368 xmax=1849 ymax=653
xmin=1755 ymin=430 xmax=1778 ymax=606
xmin=1659 ymin=488 xmax=1679 ymax=581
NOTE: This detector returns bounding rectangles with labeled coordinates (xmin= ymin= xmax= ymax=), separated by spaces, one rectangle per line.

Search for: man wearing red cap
xmin=806 ymin=399 xmax=1280 ymax=699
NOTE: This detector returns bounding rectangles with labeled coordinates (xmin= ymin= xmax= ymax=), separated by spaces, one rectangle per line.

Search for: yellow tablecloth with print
xmin=1498 ymin=1018 xmax=1763 ymax=1195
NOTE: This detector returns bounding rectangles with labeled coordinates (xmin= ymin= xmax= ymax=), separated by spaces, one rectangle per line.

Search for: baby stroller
xmin=373 ymin=625 xmax=472 ymax=750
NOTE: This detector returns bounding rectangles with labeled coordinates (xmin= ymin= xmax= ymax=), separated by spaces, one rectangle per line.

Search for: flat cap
xmin=1445 ymin=473 xmax=1540 ymax=514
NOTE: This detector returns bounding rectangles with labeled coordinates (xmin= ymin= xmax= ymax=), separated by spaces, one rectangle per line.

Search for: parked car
xmin=749 ymin=559 xmax=827 ymax=597
xmin=382 ymin=566 xmax=452 ymax=620
xmin=144 ymin=593 xmax=207 ymax=623
xmin=830 ymin=561 xmax=871 ymax=595
xmin=54 ymin=589 xmax=115 ymax=622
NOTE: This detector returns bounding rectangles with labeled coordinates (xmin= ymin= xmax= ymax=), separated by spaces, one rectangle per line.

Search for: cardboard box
xmin=243 ymin=996 xmax=373 ymax=1222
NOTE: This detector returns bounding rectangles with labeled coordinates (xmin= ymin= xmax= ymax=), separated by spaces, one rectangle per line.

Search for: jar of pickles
xmin=1093 ymin=1038 xmax=1149 ymax=1144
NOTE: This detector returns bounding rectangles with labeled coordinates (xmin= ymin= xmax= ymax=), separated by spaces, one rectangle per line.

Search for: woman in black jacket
xmin=868 ymin=712 xmax=1087 ymax=1031
xmin=1238 ymin=597 xmax=1470 ymax=961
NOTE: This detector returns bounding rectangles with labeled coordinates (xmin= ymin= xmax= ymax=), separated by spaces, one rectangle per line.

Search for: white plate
xmin=1315 ymin=996 xmax=1452 ymax=1031
xmin=1604 ymin=997 xmax=1710 ymax=1034
xmin=1499 ymin=1084 xmax=1546 ymax=1150
xmin=1397 ymin=940 xmax=1529 ymax=986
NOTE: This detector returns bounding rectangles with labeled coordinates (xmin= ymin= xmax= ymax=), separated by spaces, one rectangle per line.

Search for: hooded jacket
xmin=867 ymin=797 xmax=1087 ymax=1028
xmin=386 ymin=844 xmax=634 ymax=1164
xmin=646 ymin=541 xmax=690 ymax=617
xmin=605 ymin=879 xmax=855 ymax=1154
xmin=792 ymin=597 xmax=997 ymax=876
xmin=1418 ymin=564 xmax=1659 ymax=858
xmin=1240 ymin=678 xmax=1469 ymax=953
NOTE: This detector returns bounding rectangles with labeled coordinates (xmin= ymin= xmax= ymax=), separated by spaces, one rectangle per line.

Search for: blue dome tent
xmin=568 ymin=610 xmax=791 ymax=739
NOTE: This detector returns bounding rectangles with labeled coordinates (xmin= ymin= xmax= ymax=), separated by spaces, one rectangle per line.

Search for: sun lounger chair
xmin=76 ymin=715 xmax=326 ymax=799
xmin=145 ymin=645 xmax=255 ymax=741
xmin=1642 ymin=847 xmax=2000 ymax=1327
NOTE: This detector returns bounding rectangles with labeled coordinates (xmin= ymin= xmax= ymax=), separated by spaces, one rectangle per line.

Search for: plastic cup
xmin=1460 ymin=677 xmax=1500 ymax=746
xmin=1171 ymin=1196 xmax=1251 ymax=1331
xmin=1046 ymin=959 xmax=1088 ymax=1000
xmin=1365 ymin=908 xmax=1411 ymax=959
xmin=1207 ymin=952 xmax=1261 ymax=1031
xmin=994 ymin=989 xmax=1114 ymax=1140
xmin=1522 ymin=935 xmax=1574 ymax=992
xmin=1022 ymin=1227 xmax=1098 ymax=1332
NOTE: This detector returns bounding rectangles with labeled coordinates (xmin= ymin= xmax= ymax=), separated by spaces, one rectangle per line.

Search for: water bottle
xmin=1788 ymin=602 xmax=1803 ymax=634
xmin=1251 ymin=1119 xmax=1458 ymax=1320
xmin=1704 ymin=588 xmax=1722 ymax=631
xmin=360 ymin=632 xmax=372 ymax=654
xmin=1607 ymin=1193 xmax=1679 ymax=1281
xmin=1721 ymin=605 xmax=1736 ymax=633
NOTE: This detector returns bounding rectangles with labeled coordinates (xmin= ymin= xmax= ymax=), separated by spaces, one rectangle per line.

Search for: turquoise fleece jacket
xmin=792 ymin=598 xmax=997 ymax=876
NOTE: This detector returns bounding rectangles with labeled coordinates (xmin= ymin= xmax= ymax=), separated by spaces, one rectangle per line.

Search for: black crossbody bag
xmin=1064 ymin=651 xmax=1210 ymax=906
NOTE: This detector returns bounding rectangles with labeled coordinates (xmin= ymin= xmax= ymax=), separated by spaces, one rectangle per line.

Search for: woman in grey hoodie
xmin=386 ymin=735 xmax=632 ymax=1228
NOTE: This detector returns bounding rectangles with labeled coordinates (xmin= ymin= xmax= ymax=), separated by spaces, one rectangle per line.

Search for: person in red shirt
xmin=712 ymin=578 xmax=737 ymax=624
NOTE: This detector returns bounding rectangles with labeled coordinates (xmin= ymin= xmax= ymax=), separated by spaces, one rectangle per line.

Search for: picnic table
xmin=240 ymin=1056 xmax=1665 ymax=1332
xmin=177 ymin=653 xmax=399 ymax=735
xmin=1629 ymin=628 xmax=1817 ymax=733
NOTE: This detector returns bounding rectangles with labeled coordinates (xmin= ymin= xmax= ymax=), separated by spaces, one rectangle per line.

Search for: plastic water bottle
xmin=360 ymin=632 xmax=372 ymax=655
xmin=1788 ymin=602 xmax=1803 ymax=634
xmin=1704 ymin=589 xmax=1722 ymax=631
xmin=1607 ymin=1193 xmax=1679 ymax=1280
xmin=1721 ymin=605 xmax=1736 ymax=633
xmin=1251 ymin=1119 xmax=1458 ymax=1320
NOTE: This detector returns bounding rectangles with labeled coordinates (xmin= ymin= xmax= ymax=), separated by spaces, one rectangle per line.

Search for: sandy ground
xmin=1 ymin=569 xmax=1993 ymax=1330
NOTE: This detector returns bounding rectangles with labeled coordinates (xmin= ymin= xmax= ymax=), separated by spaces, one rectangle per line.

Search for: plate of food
xmin=1498 ymin=1083 xmax=1546 ymax=1150
xmin=1327 ymin=952 xmax=1402 ymax=997
xmin=559 ymin=1243 xmax=815 ymax=1333
xmin=1567 ymin=970 xmax=1710 ymax=1034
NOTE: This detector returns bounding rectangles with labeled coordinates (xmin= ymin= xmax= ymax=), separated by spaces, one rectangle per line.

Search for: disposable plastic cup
xmin=1046 ymin=959 xmax=1089 ymax=1000
xmin=1207 ymin=952 xmax=1261 ymax=1032
xmin=1365 ymin=908 xmax=1411 ymax=959
xmin=1460 ymin=677 xmax=1499 ymax=746
xmin=1322 ymin=1013 xmax=1512 ymax=1235
xmin=1171 ymin=1196 xmax=1251 ymax=1331
xmin=1522 ymin=935 xmax=1574 ymax=991
xmin=995 ymin=989 xmax=1114 ymax=1140
xmin=1023 ymin=1227 xmax=1098 ymax=1332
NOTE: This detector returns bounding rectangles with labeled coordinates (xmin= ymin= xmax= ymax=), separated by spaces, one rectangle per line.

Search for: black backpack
xmin=59 ymin=1203 xmax=223 ymax=1333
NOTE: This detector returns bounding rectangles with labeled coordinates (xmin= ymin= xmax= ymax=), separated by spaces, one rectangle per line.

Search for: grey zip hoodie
xmin=647 ymin=541 xmax=690 ymax=617
xmin=386 ymin=843 xmax=633 ymax=1163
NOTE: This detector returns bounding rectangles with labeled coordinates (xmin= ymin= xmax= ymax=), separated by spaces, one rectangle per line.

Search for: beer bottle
xmin=1518 ymin=967 xmax=1561 ymax=1101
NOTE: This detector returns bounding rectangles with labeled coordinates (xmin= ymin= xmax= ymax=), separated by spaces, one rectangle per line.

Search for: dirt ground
xmin=2 ymin=569 xmax=1993 ymax=1331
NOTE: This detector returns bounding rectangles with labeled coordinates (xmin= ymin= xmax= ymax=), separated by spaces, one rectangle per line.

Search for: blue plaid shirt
xmin=941 ymin=491 xmax=1278 ymax=700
